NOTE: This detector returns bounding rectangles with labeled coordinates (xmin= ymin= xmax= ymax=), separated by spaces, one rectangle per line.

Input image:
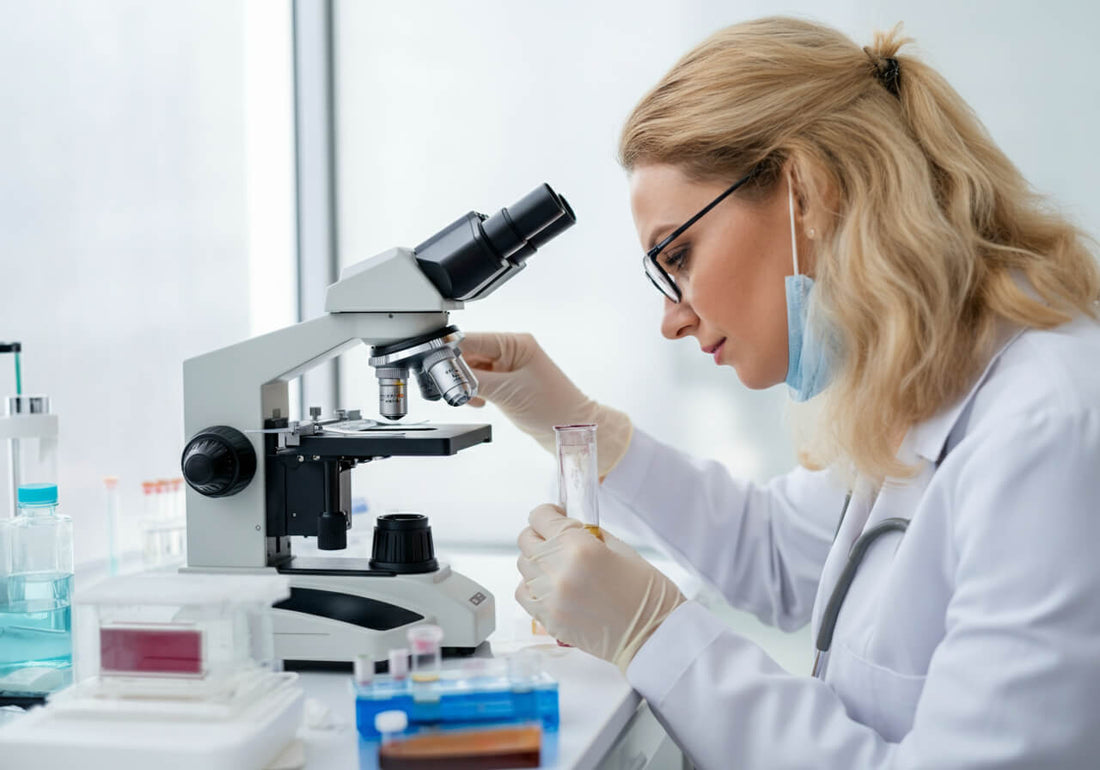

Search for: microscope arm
xmin=183 ymin=311 xmax=452 ymax=434
xmin=183 ymin=247 xmax=462 ymax=570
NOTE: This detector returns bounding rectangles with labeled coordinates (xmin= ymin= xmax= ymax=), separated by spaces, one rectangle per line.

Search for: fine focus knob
xmin=181 ymin=425 xmax=257 ymax=498
xmin=370 ymin=513 xmax=439 ymax=574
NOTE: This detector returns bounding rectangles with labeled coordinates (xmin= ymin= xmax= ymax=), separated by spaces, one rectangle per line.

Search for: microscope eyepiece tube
xmin=414 ymin=183 xmax=576 ymax=301
xmin=498 ymin=184 xmax=576 ymax=256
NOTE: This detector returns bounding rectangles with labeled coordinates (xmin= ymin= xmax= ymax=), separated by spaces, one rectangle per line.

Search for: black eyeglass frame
xmin=643 ymin=170 xmax=756 ymax=303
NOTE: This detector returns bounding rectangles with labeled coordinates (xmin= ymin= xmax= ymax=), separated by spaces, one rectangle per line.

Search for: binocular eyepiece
xmin=413 ymin=183 xmax=575 ymax=302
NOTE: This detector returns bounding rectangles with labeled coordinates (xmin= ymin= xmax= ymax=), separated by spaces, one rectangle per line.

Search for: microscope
xmin=179 ymin=184 xmax=575 ymax=666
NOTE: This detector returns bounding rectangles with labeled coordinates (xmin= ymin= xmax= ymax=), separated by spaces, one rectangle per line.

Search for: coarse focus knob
xmin=181 ymin=425 xmax=257 ymax=498
xmin=370 ymin=513 xmax=439 ymax=574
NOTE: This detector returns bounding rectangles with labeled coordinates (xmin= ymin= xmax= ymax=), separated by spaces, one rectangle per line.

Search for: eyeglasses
xmin=642 ymin=170 xmax=756 ymax=303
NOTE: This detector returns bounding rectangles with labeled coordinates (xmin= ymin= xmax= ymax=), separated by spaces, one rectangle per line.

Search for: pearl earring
xmin=807 ymin=227 xmax=816 ymax=238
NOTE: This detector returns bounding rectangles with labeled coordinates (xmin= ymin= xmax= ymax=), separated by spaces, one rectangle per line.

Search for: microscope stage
xmin=280 ymin=422 xmax=491 ymax=458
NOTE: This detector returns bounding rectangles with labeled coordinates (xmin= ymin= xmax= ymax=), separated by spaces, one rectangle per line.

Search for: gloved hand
xmin=460 ymin=332 xmax=633 ymax=478
xmin=515 ymin=504 xmax=685 ymax=674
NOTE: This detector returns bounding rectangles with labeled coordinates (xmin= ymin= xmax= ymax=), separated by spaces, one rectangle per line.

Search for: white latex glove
xmin=515 ymin=504 xmax=685 ymax=674
xmin=460 ymin=332 xmax=633 ymax=478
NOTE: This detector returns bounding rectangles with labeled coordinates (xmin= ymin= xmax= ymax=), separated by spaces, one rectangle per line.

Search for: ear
xmin=787 ymin=155 xmax=838 ymax=237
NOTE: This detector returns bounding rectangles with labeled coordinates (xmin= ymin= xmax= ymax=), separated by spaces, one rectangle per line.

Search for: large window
xmin=331 ymin=0 xmax=1099 ymax=547
xmin=0 ymin=0 xmax=296 ymax=565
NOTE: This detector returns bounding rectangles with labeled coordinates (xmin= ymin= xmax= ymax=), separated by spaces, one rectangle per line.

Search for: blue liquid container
xmin=0 ymin=484 xmax=73 ymax=691
xmin=355 ymin=659 xmax=559 ymax=739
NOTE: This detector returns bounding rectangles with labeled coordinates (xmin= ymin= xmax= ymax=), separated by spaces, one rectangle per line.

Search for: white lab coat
xmin=600 ymin=314 xmax=1100 ymax=769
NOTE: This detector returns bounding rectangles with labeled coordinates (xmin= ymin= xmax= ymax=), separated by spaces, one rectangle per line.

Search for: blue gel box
xmin=354 ymin=663 xmax=559 ymax=738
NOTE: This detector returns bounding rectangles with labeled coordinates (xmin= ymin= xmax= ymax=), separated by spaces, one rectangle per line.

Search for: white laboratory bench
xmin=46 ymin=543 xmax=810 ymax=769
xmin=295 ymin=550 xmax=688 ymax=770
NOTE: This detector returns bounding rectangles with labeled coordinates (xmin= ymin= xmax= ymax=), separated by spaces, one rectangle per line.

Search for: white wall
xmin=331 ymin=0 xmax=1099 ymax=548
xmin=0 ymin=0 xmax=296 ymax=566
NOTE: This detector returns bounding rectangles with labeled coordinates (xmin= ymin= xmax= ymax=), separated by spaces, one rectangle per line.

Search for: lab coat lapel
xmin=810 ymin=477 xmax=876 ymax=639
xmin=809 ymin=456 xmax=934 ymax=659
xmin=864 ymin=454 xmax=934 ymax=532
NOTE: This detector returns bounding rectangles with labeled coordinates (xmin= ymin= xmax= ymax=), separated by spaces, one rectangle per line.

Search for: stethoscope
xmin=811 ymin=491 xmax=910 ymax=679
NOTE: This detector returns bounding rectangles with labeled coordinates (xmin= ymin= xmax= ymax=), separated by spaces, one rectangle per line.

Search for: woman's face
xmin=629 ymin=163 xmax=802 ymax=389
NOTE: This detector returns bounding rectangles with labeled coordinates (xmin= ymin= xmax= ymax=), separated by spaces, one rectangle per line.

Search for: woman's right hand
xmin=459 ymin=331 xmax=633 ymax=478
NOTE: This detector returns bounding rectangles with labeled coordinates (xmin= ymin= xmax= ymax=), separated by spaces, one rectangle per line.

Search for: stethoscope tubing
xmin=812 ymin=491 xmax=910 ymax=679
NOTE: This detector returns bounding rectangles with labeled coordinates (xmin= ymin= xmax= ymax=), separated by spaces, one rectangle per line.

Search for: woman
xmin=462 ymin=17 xmax=1100 ymax=768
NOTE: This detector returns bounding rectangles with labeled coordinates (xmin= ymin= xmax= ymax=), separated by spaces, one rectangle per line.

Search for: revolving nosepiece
xmin=368 ymin=326 xmax=478 ymax=420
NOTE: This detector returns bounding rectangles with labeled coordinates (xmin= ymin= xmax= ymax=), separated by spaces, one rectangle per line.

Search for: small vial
xmin=407 ymin=624 xmax=443 ymax=683
xmin=388 ymin=648 xmax=409 ymax=681
xmin=4 ymin=394 xmax=58 ymax=520
xmin=508 ymin=649 xmax=540 ymax=693
xmin=354 ymin=654 xmax=375 ymax=688
xmin=554 ymin=424 xmax=602 ymax=539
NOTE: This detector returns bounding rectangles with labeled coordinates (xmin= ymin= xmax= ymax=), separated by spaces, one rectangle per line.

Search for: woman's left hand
xmin=516 ymin=504 xmax=685 ymax=673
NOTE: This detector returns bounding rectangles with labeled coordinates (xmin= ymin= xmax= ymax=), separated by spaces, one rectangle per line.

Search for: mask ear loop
xmin=787 ymin=171 xmax=800 ymax=276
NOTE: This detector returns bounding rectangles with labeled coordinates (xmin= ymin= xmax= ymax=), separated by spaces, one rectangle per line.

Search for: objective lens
xmin=452 ymin=354 xmax=477 ymax=396
xmin=415 ymin=367 xmax=443 ymax=402
xmin=375 ymin=367 xmax=409 ymax=420
xmin=421 ymin=348 xmax=478 ymax=406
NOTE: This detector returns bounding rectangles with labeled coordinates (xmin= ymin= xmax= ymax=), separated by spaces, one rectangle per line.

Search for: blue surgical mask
xmin=784 ymin=175 xmax=835 ymax=401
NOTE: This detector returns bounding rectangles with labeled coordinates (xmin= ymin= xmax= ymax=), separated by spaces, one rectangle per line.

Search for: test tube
xmin=168 ymin=477 xmax=186 ymax=563
xmin=407 ymin=624 xmax=443 ymax=683
xmin=508 ymin=649 xmax=540 ymax=693
xmin=103 ymin=477 xmax=119 ymax=576
xmin=354 ymin=654 xmax=375 ymax=688
xmin=156 ymin=479 xmax=170 ymax=521
xmin=554 ymin=424 xmax=601 ymax=539
xmin=388 ymin=648 xmax=409 ymax=681
xmin=141 ymin=480 xmax=157 ymax=566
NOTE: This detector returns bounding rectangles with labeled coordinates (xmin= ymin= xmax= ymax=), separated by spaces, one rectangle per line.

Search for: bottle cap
xmin=407 ymin=624 xmax=444 ymax=652
xmin=18 ymin=483 xmax=58 ymax=507
xmin=374 ymin=709 xmax=408 ymax=735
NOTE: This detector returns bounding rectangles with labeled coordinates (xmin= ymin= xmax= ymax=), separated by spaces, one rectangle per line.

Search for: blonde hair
xmin=619 ymin=17 xmax=1100 ymax=482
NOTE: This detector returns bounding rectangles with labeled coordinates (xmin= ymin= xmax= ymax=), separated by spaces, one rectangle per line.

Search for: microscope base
xmin=270 ymin=561 xmax=495 ymax=664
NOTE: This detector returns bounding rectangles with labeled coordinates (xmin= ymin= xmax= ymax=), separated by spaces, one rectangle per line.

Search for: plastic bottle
xmin=408 ymin=625 xmax=443 ymax=683
xmin=0 ymin=484 xmax=73 ymax=688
